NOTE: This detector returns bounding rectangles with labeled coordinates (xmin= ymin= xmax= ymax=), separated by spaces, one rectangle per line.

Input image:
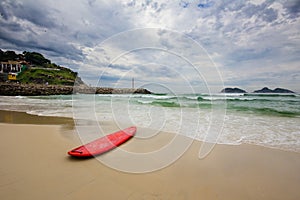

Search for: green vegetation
xmin=23 ymin=51 xmax=50 ymax=66
xmin=0 ymin=49 xmax=84 ymax=85
xmin=17 ymin=68 xmax=78 ymax=85
xmin=0 ymin=49 xmax=50 ymax=66
xmin=0 ymin=50 xmax=20 ymax=61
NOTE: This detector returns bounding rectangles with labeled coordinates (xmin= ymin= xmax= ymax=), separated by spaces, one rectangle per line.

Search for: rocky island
xmin=221 ymin=87 xmax=247 ymax=93
xmin=221 ymin=87 xmax=295 ymax=94
xmin=0 ymin=49 xmax=152 ymax=96
xmin=253 ymin=87 xmax=294 ymax=93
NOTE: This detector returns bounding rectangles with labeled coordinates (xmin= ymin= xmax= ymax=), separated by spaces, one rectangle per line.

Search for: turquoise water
xmin=0 ymin=93 xmax=299 ymax=152
xmin=132 ymin=93 xmax=300 ymax=117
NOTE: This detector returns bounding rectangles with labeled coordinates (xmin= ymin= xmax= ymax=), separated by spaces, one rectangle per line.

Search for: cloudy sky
xmin=1 ymin=0 xmax=299 ymax=93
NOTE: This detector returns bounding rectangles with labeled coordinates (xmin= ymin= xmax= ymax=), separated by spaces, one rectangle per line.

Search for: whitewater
xmin=0 ymin=92 xmax=299 ymax=152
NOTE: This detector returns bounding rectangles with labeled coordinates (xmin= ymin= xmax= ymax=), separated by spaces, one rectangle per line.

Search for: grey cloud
xmin=159 ymin=37 xmax=175 ymax=49
xmin=0 ymin=20 xmax=23 ymax=32
xmin=0 ymin=2 xmax=9 ymax=20
xmin=10 ymin=41 xmax=82 ymax=62
xmin=0 ymin=0 xmax=93 ymax=64
xmin=0 ymin=27 xmax=83 ymax=62
xmin=239 ymin=2 xmax=278 ymax=23
xmin=228 ymin=48 xmax=272 ymax=62
xmin=225 ymin=1 xmax=245 ymax=11
xmin=99 ymin=74 xmax=121 ymax=82
xmin=108 ymin=64 xmax=132 ymax=71
xmin=16 ymin=6 xmax=57 ymax=28
xmin=0 ymin=0 xmax=58 ymax=28
xmin=283 ymin=0 xmax=300 ymax=18
xmin=225 ymin=69 xmax=300 ymax=87
xmin=135 ymin=64 xmax=179 ymax=79
xmin=87 ymin=0 xmax=97 ymax=7
xmin=262 ymin=7 xmax=278 ymax=22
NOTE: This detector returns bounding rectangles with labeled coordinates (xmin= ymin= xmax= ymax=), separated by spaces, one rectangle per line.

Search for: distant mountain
xmin=221 ymin=87 xmax=247 ymax=93
xmin=253 ymin=87 xmax=294 ymax=93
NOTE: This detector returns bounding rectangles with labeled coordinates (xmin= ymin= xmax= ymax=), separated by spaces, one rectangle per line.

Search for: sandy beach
xmin=0 ymin=111 xmax=300 ymax=200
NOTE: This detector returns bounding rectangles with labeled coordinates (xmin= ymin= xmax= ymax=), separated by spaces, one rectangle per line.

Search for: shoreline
xmin=1 ymin=109 xmax=299 ymax=154
xmin=0 ymin=110 xmax=300 ymax=199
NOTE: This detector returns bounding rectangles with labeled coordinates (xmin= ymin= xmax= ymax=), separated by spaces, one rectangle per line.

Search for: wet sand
xmin=0 ymin=111 xmax=300 ymax=199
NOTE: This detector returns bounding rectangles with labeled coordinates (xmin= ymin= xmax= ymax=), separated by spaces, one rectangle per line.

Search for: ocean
xmin=0 ymin=92 xmax=299 ymax=152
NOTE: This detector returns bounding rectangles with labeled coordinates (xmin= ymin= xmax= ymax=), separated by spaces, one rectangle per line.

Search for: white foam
xmin=1 ymin=94 xmax=300 ymax=153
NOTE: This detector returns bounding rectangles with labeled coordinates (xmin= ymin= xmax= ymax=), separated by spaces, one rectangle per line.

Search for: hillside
xmin=17 ymin=67 xmax=80 ymax=85
xmin=0 ymin=49 xmax=152 ymax=95
xmin=0 ymin=49 xmax=84 ymax=85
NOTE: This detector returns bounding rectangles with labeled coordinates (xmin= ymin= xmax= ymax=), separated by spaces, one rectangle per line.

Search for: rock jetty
xmin=0 ymin=83 xmax=152 ymax=96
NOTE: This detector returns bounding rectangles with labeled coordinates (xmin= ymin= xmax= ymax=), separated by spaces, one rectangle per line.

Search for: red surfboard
xmin=68 ymin=126 xmax=136 ymax=157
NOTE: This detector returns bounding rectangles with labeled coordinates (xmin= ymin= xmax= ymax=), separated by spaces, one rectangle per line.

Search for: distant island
xmin=0 ymin=49 xmax=152 ymax=95
xmin=221 ymin=87 xmax=247 ymax=93
xmin=221 ymin=87 xmax=295 ymax=93
xmin=253 ymin=87 xmax=294 ymax=93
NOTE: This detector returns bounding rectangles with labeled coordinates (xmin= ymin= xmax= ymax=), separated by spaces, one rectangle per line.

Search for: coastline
xmin=0 ymin=82 xmax=152 ymax=96
xmin=0 ymin=111 xmax=300 ymax=199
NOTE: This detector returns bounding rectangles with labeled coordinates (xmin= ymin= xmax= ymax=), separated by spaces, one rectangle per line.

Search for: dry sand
xmin=0 ymin=112 xmax=300 ymax=199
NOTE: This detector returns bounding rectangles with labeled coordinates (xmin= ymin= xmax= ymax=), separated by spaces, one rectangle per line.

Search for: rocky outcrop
xmin=96 ymin=88 xmax=152 ymax=94
xmin=74 ymin=86 xmax=152 ymax=94
xmin=221 ymin=87 xmax=247 ymax=93
xmin=0 ymin=83 xmax=73 ymax=95
xmin=0 ymin=83 xmax=152 ymax=96
xmin=253 ymin=87 xmax=294 ymax=93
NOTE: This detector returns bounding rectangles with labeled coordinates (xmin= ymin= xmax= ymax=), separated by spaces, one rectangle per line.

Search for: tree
xmin=0 ymin=50 xmax=18 ymax=61
xmin=23 ymin=51 xmax=51 ymax=66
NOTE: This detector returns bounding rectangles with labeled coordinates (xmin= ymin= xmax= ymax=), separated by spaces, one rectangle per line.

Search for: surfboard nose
xmin=126 ymin=126 xmax=137 ymax=135
xmin=68 ymin=149 xmax=83 ymax=155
